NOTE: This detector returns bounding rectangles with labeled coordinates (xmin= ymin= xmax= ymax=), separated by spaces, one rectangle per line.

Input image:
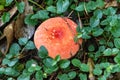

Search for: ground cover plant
xmin=0 ymin=0 xmax=120 ymax=80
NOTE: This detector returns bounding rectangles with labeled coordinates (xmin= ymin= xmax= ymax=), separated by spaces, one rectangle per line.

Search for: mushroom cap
xmin=34 ymin=17 xmax=81 ymax=59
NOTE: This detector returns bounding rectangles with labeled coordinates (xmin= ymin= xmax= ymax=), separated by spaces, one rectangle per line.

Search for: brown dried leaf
xmin=0 ymin=22 xmax=14 ymax=54
xmin=105 ymin=0 xmax=118 ymax=8
xmin=0 ymin=40 xmax=7 ymax=54
xmin=24 ymin=0 xmax=33 ymax=15
xmin=9 ymin=6 xmax=17 ymax=18
xmin=87 ymin=58 xmax=95 ymax=80
xmin=14 ymin=0 xmax=35 ymax=39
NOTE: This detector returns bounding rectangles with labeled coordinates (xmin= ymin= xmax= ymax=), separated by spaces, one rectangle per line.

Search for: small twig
xmin=55 ymin=77 xmax=58 ymax=80
xmin=33 ymin=56 xmax=41 ymax=61
xmin=77 ymin=12 xmax=83 ymax=49
xmin=49 ymin=72 xmax=56 ymax=80
xmin=17 ymin=40 xmax=30 ymax=59
xmin=83 ymin=52 xmax=87 ymax=63
xmin=103 ymin=33 xmax=107 ymax=42
xmin=83 ymin=23 xmax=89 ymax=26
xmin=81 ymin=17 xmax=90 ymax=19
xmin=84 ymin=2 xmax=89 ymax=16
xmin=28 ymin=0 xmax=44 ymax=9
xmin=107 ymin=34 xmax=112 ymax=43
xmin=77 ymin=12 xmax=83 ymax=29
xmin=67 ymin=10 xmax=74 ymax=18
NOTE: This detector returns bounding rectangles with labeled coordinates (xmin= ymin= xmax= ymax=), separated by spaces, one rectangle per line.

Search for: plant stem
xmin=28 ymin=0 xmax=44 ymax=9
xmin=84 ymin=2 xmax=88 ymax=16
xmin=107 ymin=34 xmax=112 ymax=44
xmin=67 ymin=10 xmax=74 ymax=18
xmin=77 ymin=12 xmax=83 ymax=29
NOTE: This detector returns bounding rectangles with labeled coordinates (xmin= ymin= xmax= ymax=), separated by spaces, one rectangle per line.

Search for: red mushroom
xmin=34 ymin=17 xmax=82 ymax=59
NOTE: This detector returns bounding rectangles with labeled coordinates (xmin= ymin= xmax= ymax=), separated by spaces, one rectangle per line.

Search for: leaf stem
xmin=28 ymin=0 xmax=44 ymax=9
xmin=17 ymin=41 xmax=29 ymax=59
xmin=84 ymin=2 xmax=88 ymax=16
xmin=67 ymin=10 xmax=74 ymax=18
xmin=77 ymin=12 xmax=83 ymax=29
xmin=107 ymin=34 xmax=112 ymax=44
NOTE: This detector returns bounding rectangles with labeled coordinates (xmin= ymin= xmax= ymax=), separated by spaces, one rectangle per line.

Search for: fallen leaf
xmin=0 ymin=22 xmax=14 ymax=54
xmin=24 ymin=0 xmax=33 ymax=15
xmin=14 ymin=0 xmax=35 ymax=39
xmin=105 ymin=0 xmax=118 ymax=8
xmin=87 ymin=58 xmax=95 ymax=80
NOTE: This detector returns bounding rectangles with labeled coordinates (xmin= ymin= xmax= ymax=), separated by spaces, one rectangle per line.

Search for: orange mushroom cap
xmin=34 ymin=17 xmax=82 ymax=59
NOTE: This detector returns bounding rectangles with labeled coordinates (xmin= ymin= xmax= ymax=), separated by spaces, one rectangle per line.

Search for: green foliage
xmin=16 ymin=1 xmax=25 ymax=13
xmin=94 ymin=9 xmax=103 ymax=19
xmin=31 ymin=10 xmax=49 ymax=20
xmin=75 ymin=0 xmax=104 ymax=12
xmin=88 ymin=44 xmax=95 ymax=51
xmin=24 ymin=14 xmax=38 ymax=26
xmin=56 ymin=0 xmax=70 ymax=14
xmin=72 ymin=58 xmax=81 ymax=67
xmin=75 ymin=2 xmax=85 ymax=12
xmin=99 ymin=62 xmax=110 ymax=69
xmin=27 ymin=60 xmax=41 ymax=72
xmin=1 ymin=12 xmax=10 ymax=23
xmin=90 ymin=17 xmax=100 ymax=28
xmin=0 ymin=0 xmax=6 ymax=5
xmin=46 ymin=0 xmax=53 ymax=5
xmin=58 ymin=74 xmax=70 ymax=80
xmin=17 ymin=71 xmax=30 ymax=80
xmin=93 ymin=68 xmax=102 ymax=76
xmin=103 ymin=7 xmax=117 ymax=16
xmin=0 ymin=68 xmax=5 ymax=74
xmin=43 ymin=58 xmax=55 ymax=67
xmin=0 ymin=0 xmax=5 ymax=10
xmin=18 ymin=37 xmax=28 ymax=46
xmin=98 ymin=76 xmax=106 ymax=80
xmin=59 ymin=60 xmax=70 ymax=69
xmin=114 ymin=54 xmax=120 ymax=64
xmin=2 ymin=58 xmax=18 ymax=67
xmin=0 ymin=38 xmax=36 ymax=79
xmin=80 ymin=27 xmax=91 ymax=39
xmin=46 ymin=6 xmax=57 ymax=13
xmin=24 ymin=41 xmax=35 ymax=49
xmin=5 ymin=0 xmax=13 ymax=6
xmin=90 ymin=9 xmax=103 ymax=27
xmin=9 ymin=43 xmax=21 ymax=55
xmin=35 ymin=71 xmax=43 ymax=80
xmin=1 ymin=0 xmax=120 ymax=80
xmin=0 ymin=5 xmax=4 ymax=10
xmin=80 ymin=63 xmax=89 ymax=72
xmin=4 ymin=67 xmax=19 ymax=76
xmin=38 ymin=46 xmax=48 ymax=59
xmin=96 ymin=0 xmax=104 ymax=8
xmin=79 ymin=73 xmax=87 ymax=80
xmin=92 ymin=27 xmax=103 ymax=37
xmin=114 ymin=38 xmax=120 ymax=48
xmin=68 ymin=71 xmax=76 ymax=79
